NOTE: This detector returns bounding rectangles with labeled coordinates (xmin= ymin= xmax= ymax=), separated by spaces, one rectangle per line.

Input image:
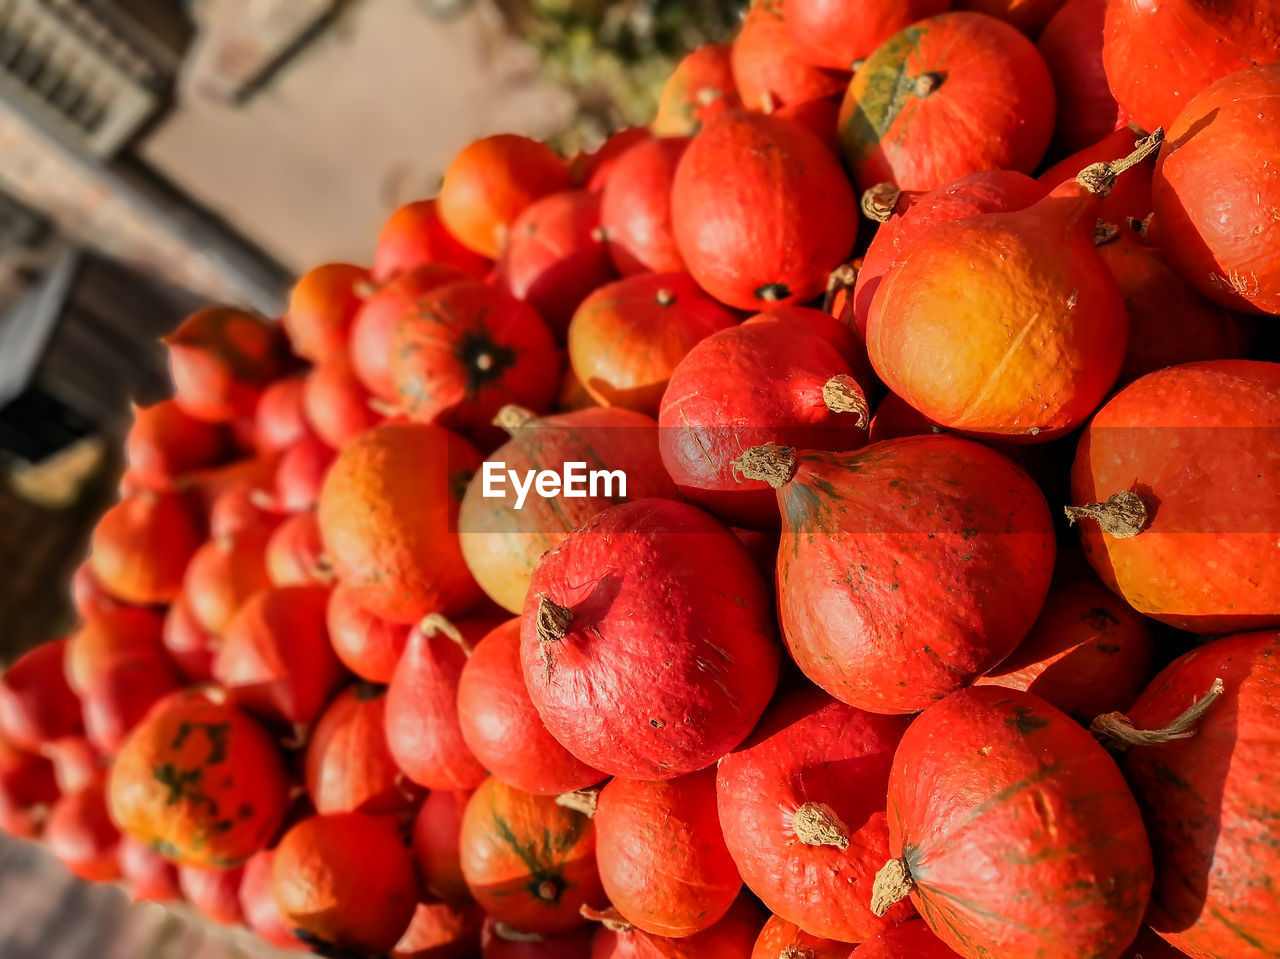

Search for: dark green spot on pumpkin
xmin=755 ymin=282 xmax=791 ymax=302
xmin=1005 ymin=707 xmax=1050 ymax=736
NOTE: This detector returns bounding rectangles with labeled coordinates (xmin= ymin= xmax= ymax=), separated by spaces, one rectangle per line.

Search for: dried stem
xmin=1064 ymin=491 xmax=1150 ymax=539
xmin=1092 ymin=679 xmax=1225 ymax=752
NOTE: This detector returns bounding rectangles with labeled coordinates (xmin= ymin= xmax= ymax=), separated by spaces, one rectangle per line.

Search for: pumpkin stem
xmin=1094 ymin=220 xmax=1121 ymax=247
xmin=536 ymin=595 xmax=573 ymax=644
xmin=280 ymin=723 xmax=311 ymax=751
xmin=732 ymin=443 xmax=798 ymax=489
xmin=822 ymin=375 xmax=869 ymax=428
xmin=368 ymin=396 xmax=400 ymax=418
xmin=1063 ymin=491 xmax=1150 ymax=539
xmin=792 ymin=801 xmax=850 ymax=849
xmin=1076 ymin=127 xmax=1164 ymax=197
xmin=870 ymin=857 xmax=915 ymax=916
xmin=781 ymin=947 xmax=818 ymax=959
xmin=555 ymin=787 xmax=601 ymax=818
xmin=493 ymin=922 xmax=545 ymax=943
xmin=311 ymin=553 xmax=336 ymax=585
xmin=247 ymin=488 xmax=278 ymax=512
xmin=822 ymin=262 xmax=859 ymax=313
xmin=493 ymin=404 xmax=536 ymax=434
xmin=861 ymin=183 xmax=901 ymax=223
xmin=581 ymin=905 xmax=635 ymax=934
xmin=656 ymin=287 xmax=676 ymax=307
xmin=353 ymin=279 xmax=379 ymax=300
xmin=1092 ymin=678 xmax=1226 ymax=752
xmin=535 ymin=878 xmax=560 ymax=902
xmin=913 ymin=72 xmax=942 ymax=97
xmin=419 ymin=613 xmax=471 ymax=656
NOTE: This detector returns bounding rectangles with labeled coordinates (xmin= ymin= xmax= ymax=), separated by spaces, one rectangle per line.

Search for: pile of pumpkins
xmin=1 ymin=0 xmax=1277 ymax=957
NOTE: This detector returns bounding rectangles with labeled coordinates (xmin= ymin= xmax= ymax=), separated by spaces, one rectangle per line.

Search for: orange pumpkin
xmin=372 ymin=199 xmax=492 ymax=282
xmin=652 ymin=44 xmax=740 ymax=137
xmin=284 ymin=263 xmax=370 ymax=362
xmin=125 ymin=399 xmax=228 ymax=490
xmin=265 ymin=510 xmax=333 ymax=588
xmin=66 ymin=603 xmax=166 ymax=695
xmin=164 ymin=307 xmax=285 ymax=423
xmin=46 ymin=779 xmax=121 ymax=881
xmin=393 ymin=900 xmax=486 ymax=959
xmin=327 ymin=581 xmax=412 ymax=683
xmin=731 ymin=0 xmax=847 ymax=112
xmin=302 ymin=351 xmax=383 ymax=449
xmin=183 ymin=525 xmax=275 ymax=637
xmin=0 ymin=639 xmax=82 ymax=750
xmin=89 ymin=490 xmax=202 ymax=606
xmin=413 ymin=788 xmax=475 ymax=905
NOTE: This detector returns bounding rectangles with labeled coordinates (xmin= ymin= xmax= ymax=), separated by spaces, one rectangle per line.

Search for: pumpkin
xmin=458 ymin=405 xmax=680 ymax=613
xmin=731 ymin=1 xmax=847 ymax=112
xmin=871 ymin=686 xmax=1152 ymax=959
xmin=867 ymin=134 xmax=1158 ymax=439
xmin=163 ymin=594 xmax=218 ymax=682
xmin=350 ymin=262 xmax=468 ymax=401
xmin=108 ymin=689 xmax=289 ymax=867
xmin=567 ymin=272 xmax=737 ymax=414
xmin=852 ymin=169 xmax=1046 ymax=336
xmin=0 ymin=733 xmax=58 ymax=814
xmin=1150 ymin=64 xmax=1280 ymax=316
xmin=439 ymin=134 xmax=572 ymax=259
xmin=737 ymin=437 xmax=1054 ymax=713
xmin=46 ymin=779 xmax=120 ymax=881
xmin=118 ymin=836 xmax=182 ymax=903
xmin=498 ymin=190 xmax=615 ymax=335
xmin=1067 ymin=360 xmax=1280 ymax=633
xmin=0 ymin=639 xmax=82 ymax=751
xmin=599 ymin=137 xmax=688 ymax=276
xmin=284 ymin=263 xmax=369 ymax=362
xmin=975 ymin=561 xmax=1154 ymax=723
xmin=390 ymin=278 xmax=559 ymax=434
xmin=253 ymin=376 xmax=311 ymax=454
xmin=590 ymin=896 xmax=765 ymax=958
xmin=125 ymin=399 xmax=228 ymax=490
xmin=751 ymin=914 xmax=849 ymax=959
xmin=572 ymin=128 xmax=653 ymax=192
xmin=265 ymin=510 xmax=333 ymax=587
xmin=327 ymin=581 xmax=412 ymax=683
xmin=457 ymin=619 xmax=603 ymax=795
xmin=1036 ymin=0 xmax=1118 ymax=156
xmin=89 ymin=490 xmax=202 ymax=605
xmin=373 ymin=198 xmax=492 ymax=282
xmin=305 ymin=682 xmax=421 ymax=817
xmin=81 ymin=653 xmax=183 ymax=753
xmin=1038 ymin=126 xmax=1157 ymax=235
xmin=413 ymin=788 xmax=474 ymax=904
xmin=652 ymin=43 xmax=739 ymax=137
xmin=783 ymin=0 xmax=951 ymax=72
xmin=852 ymin=920 xmax=962 ymax=958
xmin=318 ymin=421 xmax=482 ymax=623
xmin=672 ymin=111 xmax=857 ymax=311
xmin=273 ymin=812 xmax=419 ymax=954
xmin=773 ymin=98 xmax=842 ymax=153
xmin=1102 ymin=0 xmax=1280 ymax=134
xmin=302 ymin=351 xmax=382 ymax=448
xmin=596 ymin=768 xmax=740 ymax=937
xmin=1099 ymin=631 xmax=1280 ymax=959
xmin=164 ymin=307 xmax=284 ymax=423
xmin=522 ymin=498 xmax=779 ymax=779
xmin=67 ymin=603 xmax=166 ymax=694
xmin=955 ymin=0 xmax=1065 ymax=33
xmin=459 ymin=776 xmax=605 ymax=934
xmin=393 ymin=900 xmax=485 ymax=959
xmin=385 ymin=614 xmax=501 ymax=790
xmin=837 ymin=12 xmax=1055 ymax=193
xmin=274 ymin=433 xmax=336 ymax=513
xmin=481 ymin=918 xmax=596 ymax=958
xmin=239 ymin=849 xmax=308 ymax=950
xmin=658 ymin=308 xmax=871 ymax=528
xmin=45 ymin=735 xmax=102 ymax=796
xmin=183 ymin=525 xmax=274 ymax=636
xmin=198 ymin=458 xmax=280 ymax=533
xmin=557 ymin=366 xmax=598 ymax=413
xmin=178 ymin=864 xmax=245 ymax=925
xmin=717 ymin=688 xmax=912 ymax=942
xmin=214 ymin=585 xmax=346 ymax=725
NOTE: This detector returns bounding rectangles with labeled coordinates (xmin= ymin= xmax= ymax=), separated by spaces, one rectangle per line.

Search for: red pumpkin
xmin=738 ymin=437 xmax=1054 ymax=713
xmin=214 ymin=585 xmax=345 ymax=725
xmin=264 ymin=510 xmax=331 ymax=587
xmin=273 ymin=812 xmax=419 ymax=954
xmin=386 ymin=614 xmax=500 ymax=790
xmin=81 ymin=653 xmax=183 ymax=753
xmin=1102 ymin=0 xmax=1280 ymax=134
xmin=373 ymin=198 xmax=492 ymax=282
xmin=955 ymin=0 xmax=1065 ymax=33
xmin=45 ymin=735 xmax=102 ymax=796
xmin=67 ymin=603 xmax=166 ymax=695
xmin=652 ymin=43 xmax=740 ymax=137
xmin=254 ymin=376 xmax=311 ymax=454
xmin=439 ymin=134 xmax=572 ymax=259
xmin=183 ymin=524 xmax=275 ymax=636
xmin=731 ymin=1 xmax=847 ymax=112
xmin=837 ymin=12 xmax=1055 ymax=193
xmin=162 ymin=594 xmax=218 ymax=682
xmin=0 ymin=639 xmax=82 ymax=751
xmin=873 ymin=687 xmax=1152 ymax=959
xmin=305 ymin=683 xmax=421 ymax=817
xmin=481 ymin=918 xmax=596 ymax=958
xmin=672 ymin=110 xmax=857 ymax=310
xmin=1108 ymin=631 xmax=1280 ymax=959
xmin=318 ymin=422 xmax=482 ymax=623
xmin=89 ymin=490 xmax=202 ymax=605
xmin=0 ymin=733 xmax=58 ymax=814
xmin=773 ymin=98 xmax=842 ymax=152
xmin=783 ymin=0 xmax=951 ymax=71
xmin=1038 ymin=126 xmax=1155 ymax=232
xmin=204 ymin=466 xmax=280 ymax=537
xmin=284 ymin=263 xmax=369 ymax=362
xmin=46 ymin=779 xmax=121 ymax=881
xmin=327 ymin=581 xmax=412 ymax=683
xmin=599 ymin=137 xmax=688 ymax=276
xmin=393 ymin=900 xmax=485 ymax=959
xmin=752 ymin=914 xmax=852 ymax=959
xmin=412 ymin=788 xmax=474 ymax=904
xmin=164 ymin=307 xmax=284 ymax=423
xmin=718 ymin=688 xmax=912 ymax=942
xmin=459 ymin=776 xmax=605 ymax=934
xmin=1068 ymin=361 xmax=1280 ymax=632
xmin=240 ymin=849 xmax=309 ymax=950
xmin=521 ymin=498 xmax=779 ymax=779
xmin=118 ymin=836 xmax=182 ymax=903
xmin=125 ymin=399 xmax=228 ymax=489
xmin=852 ymin=920 xmax=961 ymax=958
xmin=1036 ymin=0 xmax=1118 ymax=156
xmin=498 ymin=190 xmax=615 ymax=334
xmin=303 ymin=351 xmax=382 ymax=448
xmin=596 ymin=768 xmax=740 ymax=937
xmin=179 ymin=864 xmax=246 ymax=925
xmin=658 ymin=308 xmax=871 ymax=528
xmin=574 ymin=128 xmax=652 ymax=192
xmin=591 ymin=896 xmax=764 ymax=958
xmin=274 ymin=433 xmax=337 ymax=513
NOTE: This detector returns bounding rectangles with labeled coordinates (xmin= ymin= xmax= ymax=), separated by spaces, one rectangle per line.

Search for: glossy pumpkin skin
xmin=1036 ymin=0 xmax=1119 ymax=156
xmin=837 ymin=12 xmax=1055 ymax=193
xmin=498 ymin=190 xmax=614 ymax=335
xmin=373 ymin=198 xmax=492 ymax=283
xmin=1119 ymin=631 xmax=1280 ymax=959
xmin=164 ymin=307 xmax=284 ymax=423
xmin=457 ymin=620 xmax=603 ymax=795
xmin=731 ymin=1 xmax=847 ymax=112
xmin=481 ymin=918 xmax=596 ymax=958
xmin=318 ymin=422 xmax=483 ymax=623
xmin=773 ymin=438 xmax=1054 ymax=713
xmin=784 ymin=0 xmax=951 ymax=72
xmin=1038 ymin=126 xmax=1156 ymax=234
xmin=458 ymin=405 xmax=679 ymax=613
xmin=179 ymin=864 xmax=245 ymax=925
xmin=273 ymin=812 xmax=420 ymax=955
xmin=265 ymin=510 xmax=332 ymax=587
xmin=284 ymin=263 xmax=368 ymax=363
xmin=567 ymin=273 xmax=737 ymax=415
xmin=439 ymin=134 xmax=572 ymax=259
xmin=326 ymin=582 xmax=412 ymax=683
xmin=125 ymin=399 xmax=228 ymax=490
xmin=118 ymin=836 xmax=182 ymax=903
xmin=0 ymin=733 xmax=58 ymax=813
xmin=239 ymin=849 xmax=308 ymax=951
xmin=852 ymin=919 xmax=962 ymax=958
xmin=413 ymin=789 xmax=474 ymax=904
xmin=192 ymin=456 xmax=280 ymax=529
xmin=46 ymin=779 xmax=121 ymax=881
xmin=596 ymin=768 xmax=741 ymax=937
xmin=183 ymin=524 xmax=274 ymax=637
xmin=591 ymin=896 xmax=765 ymax=958
xmin=89 ymin=490 xmax=202 ymax=606
xmin=521 ymin=499 xmax=780 ymax=780
xmin=0 ymin=640 xmax=82 ymax=751
xmin=81 ymin=653 xmax=183 ymax=754
xmin=853 ymin=169 xmax=1046 ymax=336
xmin=658 ymin=309 xmax=871 ymax=529
xmin=302 ymin=352 xmax=382 ymax=449
xmin=600 ymin=137 xmax=689 ymax=276
xmin=574 ymin=128 xmax=652 ymax=192
xmin=1151 ymin=65 xmax=1280 ymax=316
xmin=886 ymin=687 xmax=1153 ymax=959
xmin=393 ymin=900 xmax=485 ymax=959
xmin=868 ymin=176 xmax=1127 ymax=440
xmin=273 ymin=434 xmax=336 ymax=513
xmin=751 ymin=914 xmax=850 ymax=959
xmin=67 ymin=603 xmax=166 ymax=695
xmin=651 ymin=43 xmax=739 ymax=137
xmin=718 ymin=688 xmax=913 ymax=942
xmin=1102 ymin=0 xmax=1280 ymax=135
xmin=253 ymin=377 xmax=311 ymax=454
xmin=390 ymin=279 xmax=559 ymax=433
xmin=673 ymin=111 xmax=858 ymax=311
xmin=1069 ymin=361 xmax=1280 ymax=633
xmin=459 ymin=776 xmax=605 ymax=934
xmin=108 ymin=690 xmax=289 ymax=867
xmin=163 ymin=594 xmax=218 ymax=682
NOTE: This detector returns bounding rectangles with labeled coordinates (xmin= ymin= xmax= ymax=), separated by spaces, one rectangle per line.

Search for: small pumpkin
xmin=731 ymin=0 xmax=847 ymax=112
xmin=302 ymin=351 xmax=382 ymax=449
xmin=651 ymin=43 xmax=739 ymax=137
xmin=574 ymin=128 xmax=652 ymax=192
xmin=373 ymin=198 xmax=492 ymax=282
xmin=162 ymin=594 xmax=218 ymax=682
xmin=599 ymin=137 xmax=689 ymax=276
xmin=164 ymin=306 xmax=284 ymax=423
xmin=253 ymin=376 xmax=311 ymax=454
xmin=125 ymin=399 xmax=228 ymax=490
xmin=1036 ymin=0 xmax=1118 ymax=156
xmin=67 ymin=603 xmax=166 ymax=695
xmin=481 ymin=918 xmax=596 ymax=958
xmin=783 ymin=0 xmax=951 ymax=72
xmin=118 ymin=836 xmax=182 ymax=903
xmin=274 ymin=433 xmax=336 ymax=513
xmin=178 ymin=863 xmax=246 ymax=925
xmin=81 ymin=653 xmax=183 ymax=753
xmin=0 ymin=639 xmax=82 ymax=751
xmin=265 ymin=510 xmax=333 ymax=587
xmin=327 ymin=581 xmax=412 ymax=684
xmin=183 ymin=525 xmax=275 ymax=637
xmin=851 ymin=920 xmax=961 ymax=958
xmin=239 ymin=849 xmax=308 ymax=951
xmin=393 ymin=900 xmax=485 ymax=959
xmin=46 ymin=779 xmax=121 ymax=881
xmin=0 ymin=733 xmax=58 ymax=816
xmin=412 ymin=788 xmax=474 ymax=905
xmin=751 ymin=914 xmax=849 ymax=959
xmin=89 ymin=490 xmax=202 ymax=606
xmin=284 ymin=263 xmax=369 ymax=363
xmin=590 ymin=896 xmax=765 ymax=958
